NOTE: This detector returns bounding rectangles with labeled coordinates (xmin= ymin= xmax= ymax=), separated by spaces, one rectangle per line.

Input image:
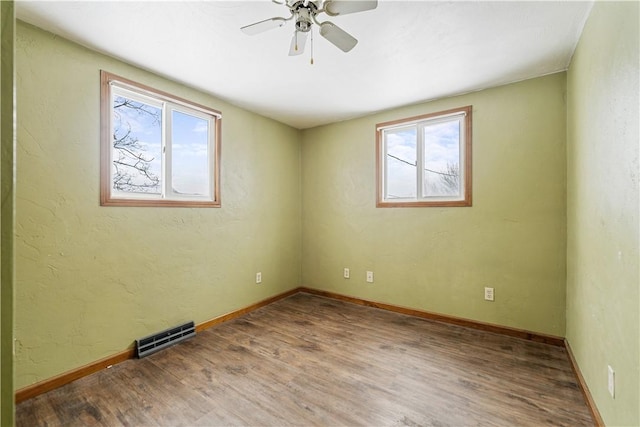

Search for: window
xmin=100 ymin=71 xmax=221 ymax=207
xmin=376 ymin=106 xmax=472 ymax=207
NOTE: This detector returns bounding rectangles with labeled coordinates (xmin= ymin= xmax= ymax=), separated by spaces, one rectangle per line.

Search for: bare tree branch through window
xmin=112 ymin=97 xmax=161 ymax=193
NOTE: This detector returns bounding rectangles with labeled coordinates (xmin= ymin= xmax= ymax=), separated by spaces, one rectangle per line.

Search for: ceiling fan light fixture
xmin=295 ymin=7 xmax=313 ymax=32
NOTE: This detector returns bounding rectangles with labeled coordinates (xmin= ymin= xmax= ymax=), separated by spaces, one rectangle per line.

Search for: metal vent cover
xmin=135 ymin=321 xmax=196 ymax=358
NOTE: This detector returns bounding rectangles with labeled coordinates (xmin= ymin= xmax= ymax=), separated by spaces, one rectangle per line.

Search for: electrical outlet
xmin=366 ymin=271 xmax=374 ymax=283
xmin=256 ymin=272 xmax=262 ymax=284
xmin=484 ymin=287 xmax=494 ymax=301
xmin=608 ymin=365 xmax=615 ymax=398
xmin=343 ymin=268 xmax=350 ymax=279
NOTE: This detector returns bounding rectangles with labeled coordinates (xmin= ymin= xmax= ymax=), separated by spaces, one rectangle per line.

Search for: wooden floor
xmin=17 ymin=293 xmax=593 ymax=426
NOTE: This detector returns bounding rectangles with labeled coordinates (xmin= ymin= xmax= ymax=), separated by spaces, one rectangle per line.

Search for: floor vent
xmin=135 ymin=321 xmax=195 ymax=358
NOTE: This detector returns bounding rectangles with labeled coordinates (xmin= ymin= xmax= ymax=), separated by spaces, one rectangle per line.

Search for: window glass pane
xmin=171 ymin=110 xmax=210 ymax=196
xmin=112 ymin=95 xmax=162 ymax=194
xmin=422 ymin=120 xmax=460 ymax=197
xmin=385 ymin=126 xmax=417 ymax=199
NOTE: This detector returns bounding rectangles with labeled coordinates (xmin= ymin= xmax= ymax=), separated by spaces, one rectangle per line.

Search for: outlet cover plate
xmin=484 ymin=287 xmax=494 ymax=301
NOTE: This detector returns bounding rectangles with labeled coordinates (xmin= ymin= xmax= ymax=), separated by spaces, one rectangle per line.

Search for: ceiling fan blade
xmin=323 ymin=0 xmax=377 ymax=16
xmin=288 ymin=31 xmax=308 ymax=56
xmin=241 ymin=17 xmax=287 ymax=36
xmin=319 ymin=22 xmax=358 ymax=52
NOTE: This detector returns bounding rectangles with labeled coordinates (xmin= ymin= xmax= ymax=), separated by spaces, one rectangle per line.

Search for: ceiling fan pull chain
xmin=295 ymin=31 xmax=299 ymax=52
xmin=310 ymin=28 xmax=314 ymax=65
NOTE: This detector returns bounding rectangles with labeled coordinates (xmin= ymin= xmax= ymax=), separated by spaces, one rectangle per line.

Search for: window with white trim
xmin=376 ymin=106 xmax=472 ymax=207
xmin=100 ymin=71 xmax=221 ymax=207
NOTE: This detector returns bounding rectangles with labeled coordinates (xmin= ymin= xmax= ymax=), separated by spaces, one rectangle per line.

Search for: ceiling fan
xmin=241 ymin=0 xmax=378 ymax=59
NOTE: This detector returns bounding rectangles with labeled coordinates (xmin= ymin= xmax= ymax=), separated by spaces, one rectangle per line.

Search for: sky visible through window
xmin=386 ymin=126 xmax=417 ymax=199
xmin=385 ymin=120 xmax=460 ymax=199
xmin=423 ymin=120 xmax=460 ymax=197
xmin=171 ymin=110 xmax=209 ymax=196
xmin=112 ymin=95 xmax=209 ymax=196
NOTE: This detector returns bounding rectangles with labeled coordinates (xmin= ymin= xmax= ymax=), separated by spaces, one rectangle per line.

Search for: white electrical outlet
xmin=484 ymin=287 xmax=494 ymax=301
xmin=343 ymin=268 xmax=350 ymax=279
xmin=608 ymin=365 xmax=615 ymax=398
xmin=256 ymin=272 xmax=262 ymax=284
xmin=366 ymin=271 xmax=374 ymax=283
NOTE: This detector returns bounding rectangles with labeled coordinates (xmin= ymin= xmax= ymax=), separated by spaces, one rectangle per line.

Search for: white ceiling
xmin=16 ymin=0 xmax=593 ymax=129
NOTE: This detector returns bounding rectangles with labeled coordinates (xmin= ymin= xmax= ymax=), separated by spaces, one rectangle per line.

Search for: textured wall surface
xmin=302 ymin=74 xmax=568 ymax=336
xmin=15 ymin=22 xmax=301 ymax=389
xmin=566 ymin=2 xmax=639 ymax=425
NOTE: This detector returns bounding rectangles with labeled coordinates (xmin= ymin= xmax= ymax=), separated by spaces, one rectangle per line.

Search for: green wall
xmin=566 ymin=1 xmax=639 ymax=426
xmin=302 ymin=73 xmax=568 ymax=336
xmin=15 ymin=22 xmax=302 ymax=389
xmin=1 ymin=1 xmax=15 ymax=425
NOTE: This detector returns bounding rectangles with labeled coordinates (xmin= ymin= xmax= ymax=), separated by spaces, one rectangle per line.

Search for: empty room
xmin=0 ymin=0 xmax=638 ymax=426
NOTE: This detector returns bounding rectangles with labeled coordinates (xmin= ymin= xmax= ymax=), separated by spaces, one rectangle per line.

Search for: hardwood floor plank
xmin=17 ymin=293 xmax=593 ymax=426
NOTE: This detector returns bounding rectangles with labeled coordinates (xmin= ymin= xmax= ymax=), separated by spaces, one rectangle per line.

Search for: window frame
xmin=100 ymin=70 xmax=222 ymax=207
xmin=376 ymin=105 xmax=472 ymax=208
